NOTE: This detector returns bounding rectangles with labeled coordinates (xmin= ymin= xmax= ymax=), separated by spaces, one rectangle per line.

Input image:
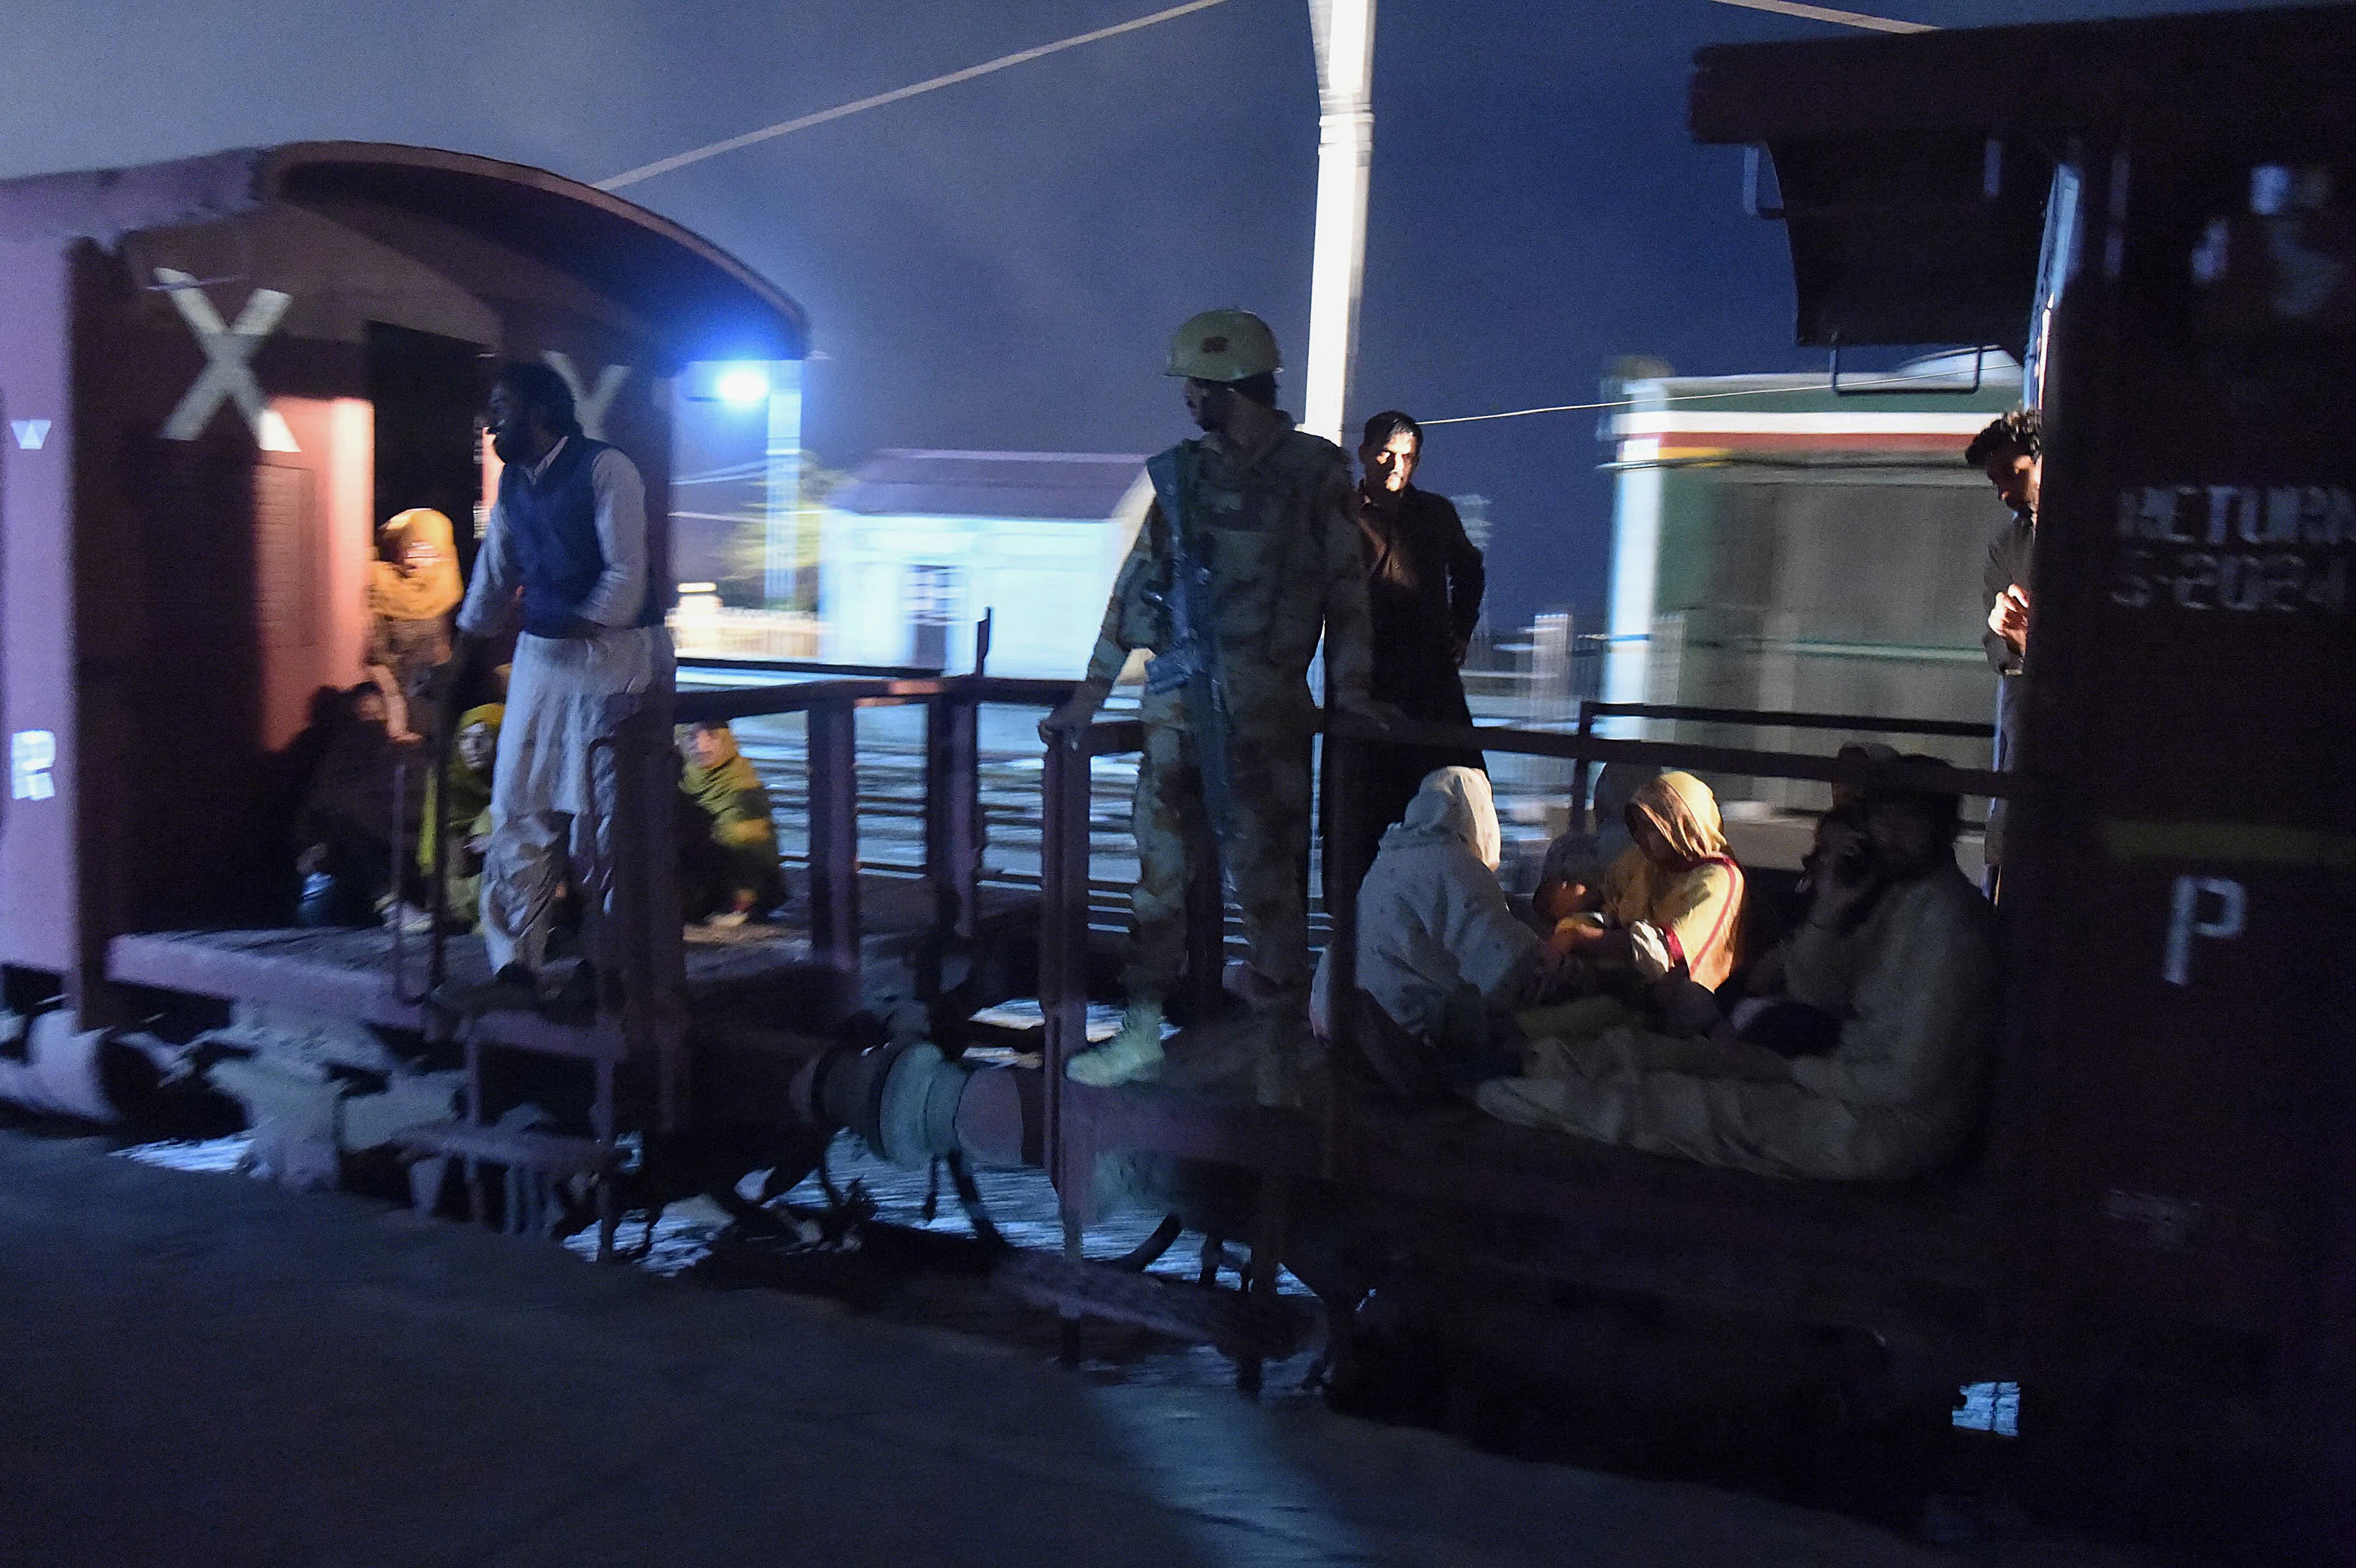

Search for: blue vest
xmin=498 ymin=437 xmax=668 ymax=637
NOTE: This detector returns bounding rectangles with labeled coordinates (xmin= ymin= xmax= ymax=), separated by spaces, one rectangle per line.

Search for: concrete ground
xmin=0 ymin=1129 xmax=2142 ymax=1568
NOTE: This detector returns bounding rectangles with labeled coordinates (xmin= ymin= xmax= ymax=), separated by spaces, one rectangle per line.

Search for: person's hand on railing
xmin=1038 ymin=677 xmax=1113 ymax=746
xmin=1330 ymin=692 xmax=1406 ymax=732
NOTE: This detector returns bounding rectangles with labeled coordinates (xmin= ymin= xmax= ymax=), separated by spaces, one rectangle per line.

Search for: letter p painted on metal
xmin=2164 ymin=875 xmax=2245 ymax=985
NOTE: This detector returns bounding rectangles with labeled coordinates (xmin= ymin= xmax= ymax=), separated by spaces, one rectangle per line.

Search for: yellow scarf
xmin=371 ymin=508 xmax=463 ymax=622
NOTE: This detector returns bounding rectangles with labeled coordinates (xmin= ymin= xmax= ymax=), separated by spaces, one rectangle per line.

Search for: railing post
xmin=1570 ymin=698 xmax=1598 ymax=834
xmin=1322 ymin=726 xmax=1362 ymax=1179
xmin=1039 ymin=729 xmax=1093 ymax=1202
xmin=924 ymin=687 xmax=983 ymax=943
xmin=626 ymin=692 xmax=687 ymax=1132
xmin=807 ymin=697 xmax=862 ymax=1008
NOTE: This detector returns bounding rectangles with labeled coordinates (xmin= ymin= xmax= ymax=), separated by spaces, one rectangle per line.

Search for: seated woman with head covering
xmin=677 ymin=722 xmax=788 ymax=926
xmin=295 ymin=684 xmax=422 ymax=927
xmin=1545 ymin=770 xmax=1746 ymax=992
xmin=1531 ymin=761 xmax=1662 ymax=930
xmin=1477 ymin=765 xmax=1999 ymax=1181
xmin=410 ymin=703 xmax=502 ymax=932
xmin=1314 ymin=767 xmax=1555 ymax=1097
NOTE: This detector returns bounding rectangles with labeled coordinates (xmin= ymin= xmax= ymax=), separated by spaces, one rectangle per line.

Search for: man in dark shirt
xmin=1965 ymin=408 xmax=2039 ymax=893
xmin=1323 ymin=410 xmax=1487 ymax=906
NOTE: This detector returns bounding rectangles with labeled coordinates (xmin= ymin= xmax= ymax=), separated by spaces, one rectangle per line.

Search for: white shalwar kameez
xmin=455 ymin=439 xmax=673 ymax=975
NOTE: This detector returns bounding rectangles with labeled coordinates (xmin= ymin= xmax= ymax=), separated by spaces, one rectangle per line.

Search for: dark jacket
xmin=1355 ymin=486 xmax=1485 ymax=717
xmin=1981 ymin=514 xmax=2034 ymax=677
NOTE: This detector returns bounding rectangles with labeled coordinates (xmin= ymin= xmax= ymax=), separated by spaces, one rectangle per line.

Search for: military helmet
xmin=1164 ymin=309 xmax=1281 ymax=382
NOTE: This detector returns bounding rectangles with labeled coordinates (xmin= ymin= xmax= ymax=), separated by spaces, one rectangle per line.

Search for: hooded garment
xmin=1597 ymin=770 xmax=1746 ymax=990
xmin=370 ymin=509 xmax=464 ymax=623
xmin=1540 ymin=762 xmax=1662 ymax=893
xmin=679 ymin=726 xmax=777 ymax=850
xmin=368 ymin=510 xmax=462 ymax=708
xmin=1323 ymin=766 xmax=1541 ymax=1041
xmin=677 ymin=724 xmax=786 ymax=918
xmin=419 ymin=705 xmax=502 ymax=919
xmin=1479 ymin=862 xmax=1998 ymax=1181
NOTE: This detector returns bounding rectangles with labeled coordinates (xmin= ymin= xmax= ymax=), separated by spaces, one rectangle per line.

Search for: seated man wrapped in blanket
xmin=1479 ymin=763 xmax=1997 ymax=1181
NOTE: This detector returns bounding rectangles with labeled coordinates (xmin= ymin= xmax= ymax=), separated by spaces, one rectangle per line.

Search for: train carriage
xmin=0 ymin=8 xmax=2349 ymax=1556
xmin=0 ymin=142 xmax=806 ymax=1017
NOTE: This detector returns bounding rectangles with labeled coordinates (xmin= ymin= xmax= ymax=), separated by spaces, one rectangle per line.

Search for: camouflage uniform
xmin=1082 ymin=420 xmax=1376 ymax=1019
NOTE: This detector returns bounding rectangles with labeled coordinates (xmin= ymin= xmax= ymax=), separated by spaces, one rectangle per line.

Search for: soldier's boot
xmin=1065 ymin=999 xmax=1166 ymax=1088
xmin=1251 ymin=1007 xmax=1306 ymax=1109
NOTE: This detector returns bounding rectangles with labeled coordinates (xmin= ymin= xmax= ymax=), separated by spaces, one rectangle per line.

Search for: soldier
xmin=1041 ymin=310 xmax=1389 ymax=1105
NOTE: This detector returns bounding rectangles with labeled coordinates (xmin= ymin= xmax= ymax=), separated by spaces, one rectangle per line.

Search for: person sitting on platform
xmin=1475 ymin=764 xmax=1999 ymax=1181
xmin=1315 ymin=768 xmax=1552 ymax=1095
xmin=295 ymin=684 xmax=421 ymax=927
xmin=1530 ymin=761 xmax=1662 ymax=931
xmin=1829 ymin=741 xmax=1897 ymax=810
xmin=1544 ymin=770 xmax=1746 ymax=993
xmin=676 ymin=721 xmax=787 ymax=926
xmin=410 ymin=703 xmax=503 ymax=933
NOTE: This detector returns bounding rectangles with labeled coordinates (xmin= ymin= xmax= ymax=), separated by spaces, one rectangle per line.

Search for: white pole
xmin=1302 ymin=0 xmax=1375 ymax=447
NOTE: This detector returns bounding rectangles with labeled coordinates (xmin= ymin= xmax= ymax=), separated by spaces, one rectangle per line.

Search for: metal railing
xmin=671 ymin=673 xmax=1074 ymax=992
xmin=1567 ymin=698 xmax=1997 ymax=832
xmin=1037 ymin=706 xmax=2019 ymax=1208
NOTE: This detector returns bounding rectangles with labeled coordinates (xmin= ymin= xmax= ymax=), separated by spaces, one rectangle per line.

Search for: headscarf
xmin=420 ymin=704 xmax=501 ymax=875
xmin=370 ymin=508 xmax=463 ymax=622
xmin=1380 ymin=766 xmax=1502 ymax=871
xmin=679 ymin=725 xmax=774 ymax=844
xmin=1541 ymin=761 xmax=1664 ymax=889
xmin=1831 ymin=741 xmax=1897 ymax=807
xmin=1592 ymin=762 xmax=1660 ymax=836
xmin=1625 ymin=771 xmax=1729 ymax=868
xmin=1603 ymin=770 xmax=1745 ymax=986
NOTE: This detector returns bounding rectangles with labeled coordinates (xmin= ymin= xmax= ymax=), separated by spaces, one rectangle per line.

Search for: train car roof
xmin=1691 ymin=3 xmax=2356 ymax=146
xmin=1687 ymin=3 xmax=2356 ymax=349
xmin=0 ymin=141 xmax=808 ymax=361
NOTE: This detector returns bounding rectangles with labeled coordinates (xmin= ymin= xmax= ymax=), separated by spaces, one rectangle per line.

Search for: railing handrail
xmin=1049 ymin=709 xmax=2019 ymax=798
xmin=675 ymin=673 xmax=1080 ymax=726
xmin=678 ymin=654 xmax=942 ymax=679
xmin=1348 ymin=713 xmax=2018 ymax=797
xmin=1578 ymin=699 xmax=1995 ymax=741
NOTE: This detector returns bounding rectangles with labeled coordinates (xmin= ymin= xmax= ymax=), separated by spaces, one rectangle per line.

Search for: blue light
xmin=714 ymin=365 xmax=771 ymax=408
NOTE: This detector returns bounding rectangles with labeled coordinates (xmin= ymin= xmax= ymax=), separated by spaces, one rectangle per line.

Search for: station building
xmin=819 ymin=450 xmax=1148 ymax=676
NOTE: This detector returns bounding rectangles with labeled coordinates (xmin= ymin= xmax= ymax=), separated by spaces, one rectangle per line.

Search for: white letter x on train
xmin=155 ymin=267 xmax=300 ymax=453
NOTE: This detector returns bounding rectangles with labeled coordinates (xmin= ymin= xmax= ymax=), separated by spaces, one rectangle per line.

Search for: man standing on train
xmin=1040 ymin=310 xmax=1388 ymax=1106
xmin=1966 ymin=408 xmax=2038 ymax=895
xmin=1324 ymin=409 xmax=1487 ymax=911
xmin=435 ymin=361 xmax=673 ymax=1018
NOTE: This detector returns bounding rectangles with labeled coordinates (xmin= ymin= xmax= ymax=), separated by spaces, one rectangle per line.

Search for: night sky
xmin=0 ymin=0 xmax=2296 ymax=627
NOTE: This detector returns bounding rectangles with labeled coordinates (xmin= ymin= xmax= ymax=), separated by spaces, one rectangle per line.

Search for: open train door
xmin=367 ymin=322 xmax=489 ymax=574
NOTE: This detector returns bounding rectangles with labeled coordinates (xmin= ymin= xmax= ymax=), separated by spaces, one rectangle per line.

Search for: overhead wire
xmin=1700 ymin=0 xmax=1933 ymax=32
xmin=596 ymin=0 xmax=1231 ymax=191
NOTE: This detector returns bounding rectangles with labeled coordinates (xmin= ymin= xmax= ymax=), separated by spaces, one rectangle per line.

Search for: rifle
xmin=1143 ymin=444 xmax=1237 ymax=847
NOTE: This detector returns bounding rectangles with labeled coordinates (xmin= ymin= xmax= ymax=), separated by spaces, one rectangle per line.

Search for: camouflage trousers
xmin=1125 ymin=718 xmax=1313 ymax=1009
